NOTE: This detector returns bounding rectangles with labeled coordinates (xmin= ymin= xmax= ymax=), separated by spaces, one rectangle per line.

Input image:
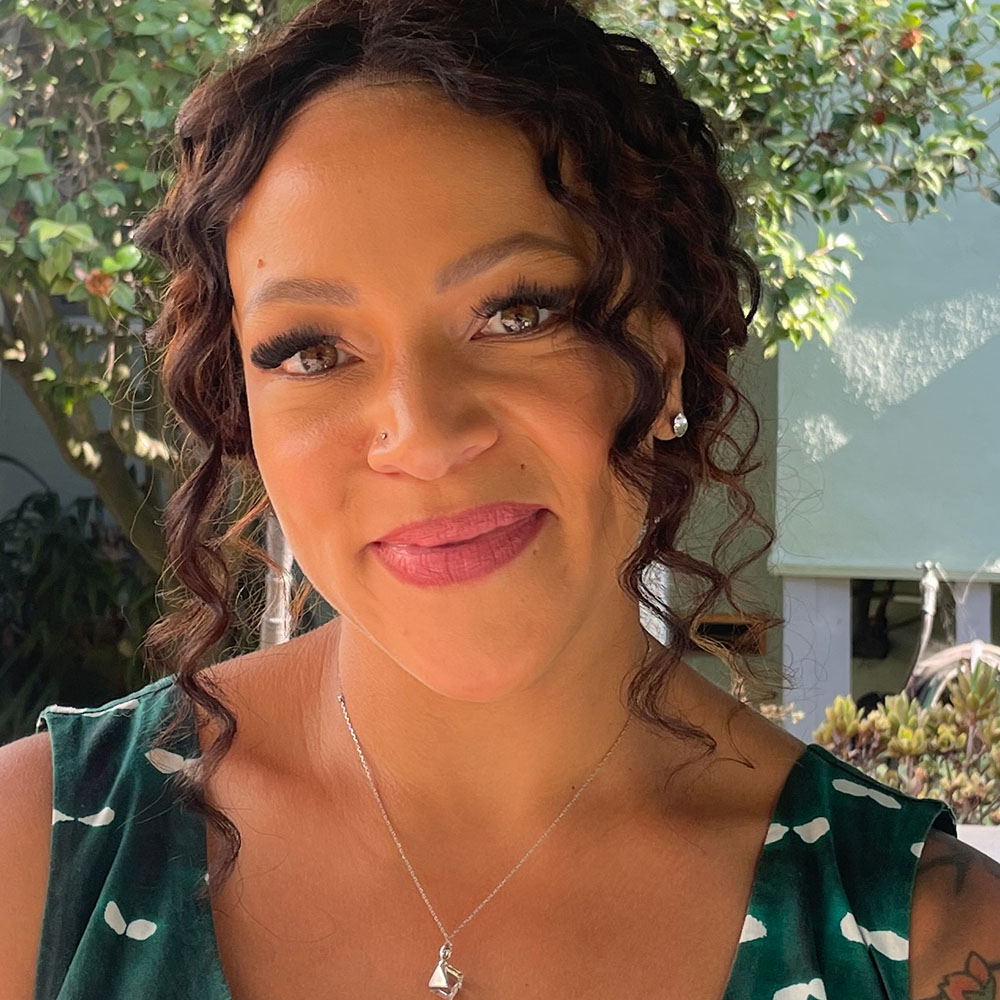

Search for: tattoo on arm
xmin=917 ymin=951 xmax=1000 ymax=1000
xmin=916 ymin=850 xmax=975 ymax=894
xmin=912 ymin=833 xmax=1000 ymax=999
xmin=916 ymin=837 xmax=1000 ymax=895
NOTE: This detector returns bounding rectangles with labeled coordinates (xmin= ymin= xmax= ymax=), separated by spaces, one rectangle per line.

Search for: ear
xmin=646 ymin=312 xmax=686 ymax=440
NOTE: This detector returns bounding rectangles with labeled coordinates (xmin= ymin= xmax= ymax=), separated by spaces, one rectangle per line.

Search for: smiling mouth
xmin=371 ymin=508 xmax=549 ymax=587
xmin=374 ymin=501 xmax=547 ymax=548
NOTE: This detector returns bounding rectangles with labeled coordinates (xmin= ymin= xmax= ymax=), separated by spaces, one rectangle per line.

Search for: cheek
xmin=246 ymin=377 xmax=372 ymax=479
xmin=527 ymin=351 xmax=641 ymax=538
xmin=246 ymin=390 xmax=362 ymax=557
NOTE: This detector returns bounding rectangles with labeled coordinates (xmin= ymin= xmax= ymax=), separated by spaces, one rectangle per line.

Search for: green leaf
xmin=28 ymin=219 xmax=66 ymax=243
xmin=89 ymin=180 xmax=127 ymax=208
xmin=24 ymin=178 xmax=58 ymax=210
xmin=0 ymin=148 xmax=18 ymax=169
xmin=114 ymin=245 xmax=143 ymax=270
xmin=862 ymin=67 xmax=882 ymax=91
xmin=122 ymin=78 xmax=154 ymax=109
xmin=61 ymin=224 xmax=97 ymax=250
xmin=109 ymin=283 xmax=136 ymax=312
xmin=54 ymin=203 xmax=78 ymax=224
xmin=138 ymin=170 xmax=161 ymax=193
xmin=106 ymin=91 xmax=131 ymax=123
xmin=53 ymin=383 xmax=76 ymax=416
xmin=905 ymin=190 xmax=919 ymax=220
xmin=100 ymin=247 xmax=141 ymax=273
xmin=15 ymin=147 xmax=50 ymax=179
xmin=38 ymin=242 xmax=72 ymax=284
xmin=133 ymin=17 xmax=172 ymax=36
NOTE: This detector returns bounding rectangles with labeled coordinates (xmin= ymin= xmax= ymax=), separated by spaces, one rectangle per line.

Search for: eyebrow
xmin=241 ymin=231 xmax=582 ymax=318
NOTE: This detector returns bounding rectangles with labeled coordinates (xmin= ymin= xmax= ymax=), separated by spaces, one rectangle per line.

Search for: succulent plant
xmin=814 ymin=659 xmax=1000 ymax=825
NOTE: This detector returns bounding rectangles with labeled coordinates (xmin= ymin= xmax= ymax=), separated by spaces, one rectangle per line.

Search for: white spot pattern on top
xmin=764 ymin=818 xmax=831 ymax=845
xmin=739 ymin=914 xmax=767 ymax=943
xmin=772 ymin=978 xmax=827 ymax=1000
xmin=43 ymin=699 xmax=140 ymax=718
xmin=103 ymin=901 xmax=158 ymax=941
xmin=831 ymin=778 xmax=902 ymax=810
xmin=765 ymin=823 xmax=789 ymax=845
xmin=792 ymin=817 xmax=831 ymax=843
xmin=51 ymin=806 xmax=115 ymax=827
xmin=839 ymin=912 xmax=908 ymax=960
xmin=145 ymin=747 xmax=196 ymax=774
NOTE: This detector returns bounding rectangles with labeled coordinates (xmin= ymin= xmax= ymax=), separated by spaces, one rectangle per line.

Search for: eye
xmin=470 ymin=277 xmax=576 ymax=338
xmin=248 ymin=277 xmax=578 ymax=378
xmin=249 ymin=324 xmax=354 ymax=376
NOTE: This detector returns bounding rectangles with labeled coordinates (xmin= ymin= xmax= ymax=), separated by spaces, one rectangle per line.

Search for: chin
xmin=404 ymin=656 xmax=546 ymax=705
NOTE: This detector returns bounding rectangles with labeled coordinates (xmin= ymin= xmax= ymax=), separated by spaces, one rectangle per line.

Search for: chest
xmin=205 ymin=797 xmax=762 ymax=1000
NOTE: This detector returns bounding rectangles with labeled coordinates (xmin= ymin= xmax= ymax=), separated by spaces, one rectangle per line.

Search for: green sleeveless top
xmin=33 ymin=675 xmax=956 ymax=1000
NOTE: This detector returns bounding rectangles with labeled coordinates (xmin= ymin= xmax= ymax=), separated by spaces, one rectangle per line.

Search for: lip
xmin=374 ymin=501 xmax=547 ymax=547
xmin=371 ymin=507 xmax=549 ymax=588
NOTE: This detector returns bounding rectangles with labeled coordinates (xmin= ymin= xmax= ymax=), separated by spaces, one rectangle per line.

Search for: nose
xmin=366 ymin=348 xmax=499 ymax=479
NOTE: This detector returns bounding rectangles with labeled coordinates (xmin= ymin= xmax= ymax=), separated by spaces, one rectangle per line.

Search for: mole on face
xmin=257 ymin=258 xmax=265 ymax=268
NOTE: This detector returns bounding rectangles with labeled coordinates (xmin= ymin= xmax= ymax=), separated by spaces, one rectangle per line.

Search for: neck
xmin=317 ymin=612 xmax=662 ymax=846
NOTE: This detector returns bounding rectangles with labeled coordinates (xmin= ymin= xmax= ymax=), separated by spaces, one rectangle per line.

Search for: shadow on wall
xmin=776 ymin=290 xmax=1000 ymax=579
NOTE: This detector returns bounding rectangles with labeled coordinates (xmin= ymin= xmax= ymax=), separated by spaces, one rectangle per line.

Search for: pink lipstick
xmin=371 ymin=502 xmax=548 ymax=587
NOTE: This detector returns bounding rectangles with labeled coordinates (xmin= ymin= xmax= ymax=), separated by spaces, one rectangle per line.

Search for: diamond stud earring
xmin=672 ymin=412 xmax=688 ymax=438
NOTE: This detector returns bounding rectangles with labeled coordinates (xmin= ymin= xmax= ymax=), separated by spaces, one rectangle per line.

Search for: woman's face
xmin=227 ymin=81 xmax=683 ymax=701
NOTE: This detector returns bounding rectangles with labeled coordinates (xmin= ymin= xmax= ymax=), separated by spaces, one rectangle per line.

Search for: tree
xmin=590 ymin=0 xmax=1000 ymax=353
xmin=0 ymin=0 xmax=272 ymax=573
xmin=0 ymin=0 xmax=997 ymax=577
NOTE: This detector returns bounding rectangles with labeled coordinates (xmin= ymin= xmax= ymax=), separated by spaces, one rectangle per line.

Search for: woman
xmin=3 ymin=1 xmax=998 ymax=998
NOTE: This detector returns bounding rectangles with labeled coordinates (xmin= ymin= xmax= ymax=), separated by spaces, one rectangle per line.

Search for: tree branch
xmin=2 ymin=291 xmax=166 ymax=573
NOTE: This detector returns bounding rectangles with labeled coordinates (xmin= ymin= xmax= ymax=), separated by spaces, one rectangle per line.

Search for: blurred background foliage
xmin=0 ymin=0 xmax=997 ymax=733
xmin=589 ymin=0 xmax=1000 ymax=350
xmin=0 ymin=477 xmax=158 ymax=742
xmin=815 ymin=653 xmax=1000 ymax=824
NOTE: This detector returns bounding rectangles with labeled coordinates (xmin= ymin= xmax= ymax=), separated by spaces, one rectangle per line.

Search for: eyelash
xmin=468 ymin=276 xmax=575 ymax=322
xmin=249 ymin=276 xmax=577 ymax=376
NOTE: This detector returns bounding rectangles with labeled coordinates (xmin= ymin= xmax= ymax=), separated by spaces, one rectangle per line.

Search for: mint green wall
xmin=773 ymin=190 xmax=1000 ymax=583
xmin=0 ymin=369 xmax=95 ymax=512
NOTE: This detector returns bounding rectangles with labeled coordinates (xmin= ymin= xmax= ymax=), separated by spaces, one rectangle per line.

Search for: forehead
xmin=226 ymin=82 xmax=587 ymax=294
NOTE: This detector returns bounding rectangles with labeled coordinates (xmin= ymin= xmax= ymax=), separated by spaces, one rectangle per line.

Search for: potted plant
xmin=813 ymin=652 xmax=1000 ymax=861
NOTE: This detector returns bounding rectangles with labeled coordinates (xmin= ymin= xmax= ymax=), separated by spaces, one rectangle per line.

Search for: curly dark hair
xmin=134 ymin=0 xmax=783 ymax=901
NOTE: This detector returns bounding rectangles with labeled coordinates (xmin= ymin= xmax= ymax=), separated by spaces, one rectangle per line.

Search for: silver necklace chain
xmin=338 ymin=692 xmax=631 ymax=946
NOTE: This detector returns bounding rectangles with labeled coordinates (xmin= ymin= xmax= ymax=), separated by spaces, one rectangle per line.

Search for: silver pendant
xmin=428 ymin=941 xmax=463 ymax=999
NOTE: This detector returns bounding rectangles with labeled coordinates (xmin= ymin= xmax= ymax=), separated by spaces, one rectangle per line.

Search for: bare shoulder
xmin=909 ymin=827 xmax=1000 ymax=999
xmin=0 ymin=730 xmax=55 ymax=1000
xmin=198 ymin=618 xmax=334 ymax=697
xmin=192 ymin=621 xmax=335 ymax=765
xmin=671 ymin=660 xmax=807 ymax=763
xmin=655 ymin=659 xmax=808 ymax=822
